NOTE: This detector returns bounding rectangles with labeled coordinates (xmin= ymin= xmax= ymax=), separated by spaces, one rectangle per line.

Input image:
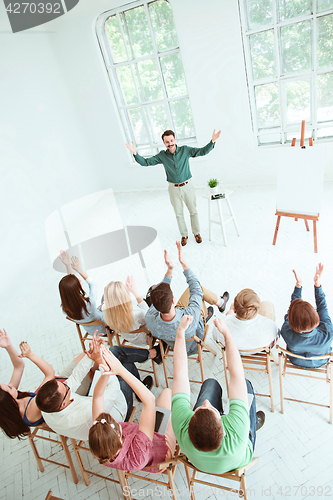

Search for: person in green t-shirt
xmin=171 ymin=315 xmax=265 ymax=475
xmin=126 ymin=129 xmax=221 ymax=246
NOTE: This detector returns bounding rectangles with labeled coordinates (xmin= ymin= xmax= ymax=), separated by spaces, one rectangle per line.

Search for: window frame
xmin=96 ymin=0 xmax=196 ymax=157
xmin=238 ymin=0 xmax=333 ymax=146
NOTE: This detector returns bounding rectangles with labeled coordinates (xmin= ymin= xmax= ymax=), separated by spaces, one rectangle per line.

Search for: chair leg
xmin=240 ymin=473 xmax=247 ymax=499
xmin=76 ymin=324 xmax=85 ymax=353
xmin=330 ymin=361 xmax=333 ymax=424
xmin=160 ymin=340 xmax=170 ymax=389
xmin=70 ymin=439 xmax=90 ymax=486
xmin=222 ymin=346 xmax=229 ymax=397
xmin=28 ymin=434 xmax=45 ymax=472
xmin=167 ymin=468 xmax=178 ymax=500
xmin=184 ymin=464 xmax=196 ymax=500
xmin=117 ymin=470 xmax=133 ymax=500
xmin=59 ymin=435 xmax=78 ymax=484
xmin=197 ymin=344 xmax=205 ymax=383
xmin=148 ymin=335 xmax=159 ymax=387
xmin=278 ymin=353 xmax=284 ymax=414
xmin=267 ymin=352 xmax=274 ymax=413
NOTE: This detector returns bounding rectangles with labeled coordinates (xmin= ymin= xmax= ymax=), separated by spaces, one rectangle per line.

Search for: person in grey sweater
xmin=145 ymin=241 xmax=229 ymax=356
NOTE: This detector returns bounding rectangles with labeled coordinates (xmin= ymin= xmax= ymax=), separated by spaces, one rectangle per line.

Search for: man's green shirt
xmin=134 ymin=141 xmax=215 ymax=184
xmin=171 ymin=392 xmax=253 ymax=475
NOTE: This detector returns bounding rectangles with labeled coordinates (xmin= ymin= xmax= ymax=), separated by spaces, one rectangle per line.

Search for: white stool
xmin=204 ymin=189 xmax=240 ymax=245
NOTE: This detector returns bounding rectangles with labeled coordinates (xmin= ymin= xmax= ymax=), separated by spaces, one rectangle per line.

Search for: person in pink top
xmin=88 ymin=344 xmax=176 ymax=473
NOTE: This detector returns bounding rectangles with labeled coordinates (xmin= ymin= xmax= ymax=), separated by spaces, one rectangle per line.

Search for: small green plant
xmin=208 ymin=178 xmax=219 ymax=188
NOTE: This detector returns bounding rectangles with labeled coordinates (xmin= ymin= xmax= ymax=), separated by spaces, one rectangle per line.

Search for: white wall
xmin=1 ymin=0 xmax=332 ymax=312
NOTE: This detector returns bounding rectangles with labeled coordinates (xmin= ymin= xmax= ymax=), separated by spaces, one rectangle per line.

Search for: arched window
xmin=96 ymin=0 xmax=196 ymax=156
xmin=239 ymin=0 xmax=333 ymax=145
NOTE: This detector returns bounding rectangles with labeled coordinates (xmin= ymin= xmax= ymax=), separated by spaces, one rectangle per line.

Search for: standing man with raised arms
xmin=126 ymin=129 xmax=221 ymax=245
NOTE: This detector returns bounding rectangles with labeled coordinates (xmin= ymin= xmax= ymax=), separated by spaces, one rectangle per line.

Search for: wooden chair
xmin=28 ymin=423 xmax=78 ymax=484
xmin=119 ymin=455 xmax=180 ymax=500
xmin=218 ymin=342 xmax=277 ymax=412
xmin=70 ymin=407 xmax=136 ymax=486
xmin=160 ymin=324 xmax=216 ymax=388
xmin=44 ymin=491 xmax=64 ymax=500
xmin=178 ymin=454 xmax=259 ymax=500
xmin=66 ymin=317 xmax=115 ymax=352
xmin=276 ymin=345 xmax=333 ymax=424
xmin=114 ymin=327 xmax=159 ymax=387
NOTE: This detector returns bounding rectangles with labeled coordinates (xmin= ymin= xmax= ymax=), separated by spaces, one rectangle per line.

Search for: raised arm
xmin=172 ymin=315 xmax=193 ymax=397
xmin=59 ymin=250 xmax=72 ymax=275
xmin=71 ymin=256 xmax=88 ymax=281
xmin=126 ymin=142 xmax=162 ymax=167
xmin=313 ymin=263 xmax=332 ymax=325
xmin=126 ymin=275 xmax=144 ymax=305
xmin=102 ymin=348 xmax=156 ymax=441
xmin=0 ymin=329 xmax=25 ymax=389
xmin=19 ymin=342 xmax=55 ymax=386
xmin=188 ymin=130 xmax=220 ymax=158
xmin=214 ymin=318 xmax=247 ymax=403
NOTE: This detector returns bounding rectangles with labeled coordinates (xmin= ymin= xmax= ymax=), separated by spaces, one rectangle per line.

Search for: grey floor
xmin=1 ymin=183 xmax=333 ymax=500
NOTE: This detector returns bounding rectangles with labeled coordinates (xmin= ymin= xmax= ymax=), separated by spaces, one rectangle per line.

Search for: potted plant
xmin=208 ymin=178 xmax=219 ymax=194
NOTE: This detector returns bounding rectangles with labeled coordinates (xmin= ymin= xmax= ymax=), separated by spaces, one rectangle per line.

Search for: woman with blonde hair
xmin=103 ymin=276 xmax=149 ymax=346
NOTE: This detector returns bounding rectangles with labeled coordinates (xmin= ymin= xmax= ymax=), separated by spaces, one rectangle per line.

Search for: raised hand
xmin=0 ymin=329 xmax=11 ymax=349
xmin=101 ymin=349 xmax=123 ymax=376
xmin=213 ymin=317 xmax=230 ymax=337
xmin=164 ymin=250 xmax=174 ymax=272
xmin=292 ymin=269 xmax=302 ymax=288
xmin=71 ymin=256 xmax=81 ymax=272
xmin=59 ymin=250 xmax=71 ymax=267
xmin=178 ymin=315 xmax=193 ymax=332
xmin=19 ymin=341 xmax=32 ymax=358
xmin=125 ymin=141 xmax=137 ymax=155
xmin=125 ymin=275 xmax=138 ymax=295
xmin=314 ymin=263 xmax=324 ymax=287
xmin=212 ymin=129 xmax=221 ymax=143
xmin=86 ymin=331 xmax=104 ymax=365
xmin=176 ymin=241 xmax=188 ymax=270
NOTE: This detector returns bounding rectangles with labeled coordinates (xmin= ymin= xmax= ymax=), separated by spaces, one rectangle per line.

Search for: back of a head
xmin=288 ymin=298 xmax=319 ymax=333
xmin=188 ymin=409 xmax=223 ymax=452
xmin=103 ymin=281 xmax=133 ymax=333
xmin=89 ymin=413 xmax=122 ymax=464
xmin=234 ymin=289 xmax=260 ymax=320
xmin=150 ymin=282 xmax=173 ymax=314
xmin=59 ymin=274 xmax=89 ymax=320
xmin=0 ymin=389 xmax=30 ymax=439
xmin=35 ymin=379 xmax=62 ymax=413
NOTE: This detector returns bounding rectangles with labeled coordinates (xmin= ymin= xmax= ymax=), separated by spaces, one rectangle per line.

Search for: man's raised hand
xmin=176 ymin=241 xmax=189 ymax=271
xmin=164 ymin=250 xmax=174 ymax=276
xmin=314 ymin=263 xmax=324 ymax=288
xmin=212 ymin=129 xmax=221 ymax=143
xmin=178 ymin=315 xmax=193 ymax=333
xmin=125 ymin=141 xmax=137 ymax=155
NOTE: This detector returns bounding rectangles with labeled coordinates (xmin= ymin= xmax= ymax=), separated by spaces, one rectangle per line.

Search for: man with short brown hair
xmin=171 ymin=315 xmax=265 ymax=474
xmin=145 ymin=241 xmax=229 ymax=356
xmin=126 ymin=129 xmax=221 ymax=244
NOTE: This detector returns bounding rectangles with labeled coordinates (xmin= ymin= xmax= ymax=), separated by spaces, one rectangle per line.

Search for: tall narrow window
xmin=96 ymin=0 xmax=195 ymax=156
xmin=239 ymin=0 xmax=333 ymax=145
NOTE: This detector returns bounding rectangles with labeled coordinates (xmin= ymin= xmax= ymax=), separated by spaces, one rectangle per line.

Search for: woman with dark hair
xmin=281 ymin=264 xmax=333 ymax=368
xmin=0 ymin=329 xmax=55 ymax=439
xmin=59 ymin=250 xmax=106 ymax=335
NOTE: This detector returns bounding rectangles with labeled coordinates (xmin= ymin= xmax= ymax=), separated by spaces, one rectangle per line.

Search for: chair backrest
xmin=276 ymin=344 xmax=333 ymax=362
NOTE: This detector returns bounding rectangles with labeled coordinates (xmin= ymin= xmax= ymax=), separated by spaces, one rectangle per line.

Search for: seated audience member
xmin=171 ymin=315 xmax=265 ymax=474
xmin=59 ymin=250 xmax=106 ymax=336
xmin=213 ymin=289 xmax=279 ymax=353
xmin=0 ymin=329 xmax=55 ymax=438
xmin=35 ymin=335 xmax=156 ymax=440
xmin=145 ymin=241 xmax=229 ymax=356
xmin=281 ymin=264 xmax=333 ymax=368
xmin=103 ymin=275 xmax=149 ymax=346
xmin=89 ymin=347 xmax=176 ymax=472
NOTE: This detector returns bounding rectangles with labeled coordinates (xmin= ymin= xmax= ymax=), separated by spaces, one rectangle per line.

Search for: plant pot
xmin=210 ymin=186 xmax=218 ymax=194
